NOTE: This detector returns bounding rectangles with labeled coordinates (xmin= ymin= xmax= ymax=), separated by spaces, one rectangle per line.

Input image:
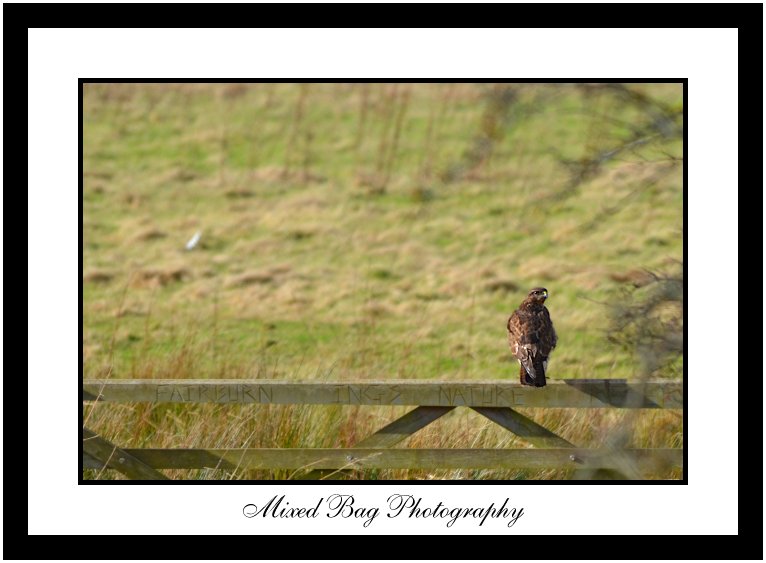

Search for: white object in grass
xmin=185 ymin=230 xmax=202 ymax=250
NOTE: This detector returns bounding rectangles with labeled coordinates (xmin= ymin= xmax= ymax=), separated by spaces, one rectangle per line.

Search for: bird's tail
xmin=519 ymin=360 xmax=546 ymax=387
xmin=532 ymin=357 xmax=547 ymax=387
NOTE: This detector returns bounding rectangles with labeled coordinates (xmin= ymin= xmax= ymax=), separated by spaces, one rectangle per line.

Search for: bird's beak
xmin=543 ymin=290 xmax=548 ymax=298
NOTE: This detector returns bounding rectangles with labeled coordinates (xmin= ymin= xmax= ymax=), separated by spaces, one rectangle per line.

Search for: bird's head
xmin=527 ymin=287 xmax=549 ymax=303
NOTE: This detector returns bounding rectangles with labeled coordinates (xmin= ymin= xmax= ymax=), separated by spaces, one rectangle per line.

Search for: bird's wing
xmin=507 ymin=312 xmax=522 ymax=353
xmin=540 ymin=307 xmax=557 ymax=354
xmin=508 ymin=311 xmax=538 ymax=379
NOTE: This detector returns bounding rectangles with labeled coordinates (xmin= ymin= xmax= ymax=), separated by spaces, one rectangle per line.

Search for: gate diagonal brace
xmin=83 ymin=427 xmax=169 ymax=480
xmin=471 ymin=407 xmax=637 ymax=480
xmin=301 ymin=406 xmax=455 ymax=480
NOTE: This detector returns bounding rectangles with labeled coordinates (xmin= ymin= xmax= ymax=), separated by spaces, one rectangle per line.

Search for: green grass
xmin=82 ymin=83 xmax=683 ymax=480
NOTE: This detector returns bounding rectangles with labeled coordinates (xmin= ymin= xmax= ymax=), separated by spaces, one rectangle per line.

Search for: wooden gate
xmin=82 ymin=378 xmax=683 ymax=480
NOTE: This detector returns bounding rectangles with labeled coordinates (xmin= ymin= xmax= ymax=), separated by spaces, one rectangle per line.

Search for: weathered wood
xmin=472 ymin=407 xmax=632 ymax=479
xmin=302 ymin=406 xmax=455 ymax=479
xmin=82 ymin=428 xmax=169 ymax=480
xmin=83 ymin=389 xmax=100 ymax=401
xmin=472 ymin=407 xmax=575 ymax=448
xmin=123 ymin=447 xmax=683 ymax=472
xmin=82 ymin=379 xmax=682 ymax=408
xmin=354 ymin=406 xmax=456 ymax=448
xmin=82 ymin=452 xmax=103 ymax=469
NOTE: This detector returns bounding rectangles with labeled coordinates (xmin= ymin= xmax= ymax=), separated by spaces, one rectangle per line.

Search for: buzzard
xmin=507 ymin=287 xmax=557 ymax=387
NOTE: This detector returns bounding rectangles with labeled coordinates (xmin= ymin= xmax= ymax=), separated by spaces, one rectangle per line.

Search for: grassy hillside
xmin=82 ymin=83 xmax=683 ymax=479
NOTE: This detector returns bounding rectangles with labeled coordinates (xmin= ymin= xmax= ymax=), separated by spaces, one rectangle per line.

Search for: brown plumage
xmin=507 ymin=287 xmax=557 ymax=387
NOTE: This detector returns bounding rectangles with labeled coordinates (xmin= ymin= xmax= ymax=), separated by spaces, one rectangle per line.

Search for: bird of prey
xmin=507 ymin=287 xmax=557 ymax=387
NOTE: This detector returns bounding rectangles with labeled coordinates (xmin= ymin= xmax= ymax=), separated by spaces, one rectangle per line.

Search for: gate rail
xmin=82 ymin=379 xmax=683 ymax=480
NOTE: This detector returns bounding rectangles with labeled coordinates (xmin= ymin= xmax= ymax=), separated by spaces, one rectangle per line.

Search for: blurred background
xmin=83 ymin=83 xmax=683 ymax=479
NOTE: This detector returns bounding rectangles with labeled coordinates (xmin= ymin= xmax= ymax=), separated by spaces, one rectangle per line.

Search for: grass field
xmin=82 ymin=83 xmax=684 ymax=479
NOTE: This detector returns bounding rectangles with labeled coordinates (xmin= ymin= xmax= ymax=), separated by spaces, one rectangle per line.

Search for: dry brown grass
xmin=83 ymin=83 xmax=683 ymax=480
